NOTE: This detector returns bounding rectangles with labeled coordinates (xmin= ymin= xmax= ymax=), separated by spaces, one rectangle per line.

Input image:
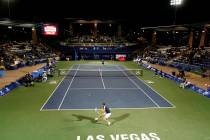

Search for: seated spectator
xmin=47 ymin=67 xmax=54 ymax=77
xmin=177 ymin=70 xmax=185 ymax=79
xmin=180 ymin=78 xmax=191 ymax=89
xmin=22 ymin=73 xmax=34 ymax=87
xmin=172 ymin=71 xmax=176 ymax=76
xmin=42 ymin=71 xmax=48 ymax=82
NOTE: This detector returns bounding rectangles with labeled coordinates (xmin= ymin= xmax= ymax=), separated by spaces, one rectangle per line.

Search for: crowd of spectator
xmin=65 ymin=35 xmax=128 ymax=44
xmin=173 ymin=47 xmax=210 ymax=68
xmin=142 ymin=46 xmax=210 ymax=78
xmin=143 ymin=46 xmax=210 ymax=68
xmin=0 ymin=40 xmax=57 ymax=71
xmin=143 ymin=47 xmax=184 ymax=65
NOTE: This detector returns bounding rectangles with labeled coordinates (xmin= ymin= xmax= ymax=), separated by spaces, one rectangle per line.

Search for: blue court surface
xmin=41 ymin=64 xmax=174 ymax=111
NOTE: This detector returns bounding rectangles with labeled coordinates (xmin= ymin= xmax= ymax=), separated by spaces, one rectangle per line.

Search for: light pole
xmin=170 ymin=0 xmax=183 ymax=25
xmin=4 ymin=0 xmax=12 ymax=18
xmin=8 ymin=0 xmax=10 ymax=18
xmin=7 ymin=0 xmax=11 ymax=18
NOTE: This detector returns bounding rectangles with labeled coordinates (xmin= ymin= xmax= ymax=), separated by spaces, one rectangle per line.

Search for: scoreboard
xmin=43 ymin=24 xmax=58 ymax=36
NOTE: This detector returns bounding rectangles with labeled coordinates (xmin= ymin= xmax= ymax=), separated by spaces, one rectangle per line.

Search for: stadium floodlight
xmin=170 ymin=0 xmax=183 ymax=6
xmin=170 ymin=0 xmax=183 ymax=25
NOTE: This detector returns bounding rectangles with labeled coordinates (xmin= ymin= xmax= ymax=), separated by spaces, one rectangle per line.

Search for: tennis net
xmin=57 ymin=69 xmax=143 ymax=77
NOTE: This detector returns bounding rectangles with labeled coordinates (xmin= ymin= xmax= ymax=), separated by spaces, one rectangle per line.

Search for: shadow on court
xmin=72 ymin=113 xmax=130 ymax=125
xmin=111 ymin=113 xmax=130 ymax=125
xmin=72 ymin=114 xmax=95 ymax=123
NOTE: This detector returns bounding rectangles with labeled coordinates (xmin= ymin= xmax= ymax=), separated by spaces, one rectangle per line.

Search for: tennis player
xmin=95 ymin=102 xmax=111 ymax=126
xmin=102 ymin=59 xmax=104 ymax=65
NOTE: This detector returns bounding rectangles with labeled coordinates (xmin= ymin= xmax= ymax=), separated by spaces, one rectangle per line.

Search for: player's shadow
xmin=72 ymin=113 xmax=130 ymax=125
xmin=72 ymin=114 xmax=95 ymax=123
xmin=111 ymin=113 xmax=130 ymax=125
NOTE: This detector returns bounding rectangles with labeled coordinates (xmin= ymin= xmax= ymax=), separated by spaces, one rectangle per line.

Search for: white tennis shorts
xmin=105 ymin=113 xmax=111 ymax=119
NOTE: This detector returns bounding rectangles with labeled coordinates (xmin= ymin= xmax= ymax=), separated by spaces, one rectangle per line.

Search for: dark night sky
xmin=0 ymin=0 xmax=209 ymax=26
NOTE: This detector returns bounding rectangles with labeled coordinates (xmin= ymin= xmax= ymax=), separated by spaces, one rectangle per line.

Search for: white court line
xmin=134 ymin=72 xmax=176 ymax=108
xmin=41 ymin=106 xmax=175 ymax=111
xmin=40 ymin=65 xmax=74 ymax=111
xmin=122 ymin=66 xmax=175 ymax=108
xmin=99 ymin=67 xmax=106 ymax=89
xmin=69 ymin=88 xmax=138 ymax=90
xmin=116 ymin=65 xmax=160 ymax=108
xmin=79 ymin=64 xmax=117 ymax=66
xmin=40 ymin=64 xmax=175 ymax=112
xmin=58 ymin=65 xmax=80 ymax=110
xmin=70 ymin=88 xmax=104 ymax=90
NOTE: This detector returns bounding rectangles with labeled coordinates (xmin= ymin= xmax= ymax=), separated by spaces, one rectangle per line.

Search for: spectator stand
xmin=0 ymin=60 xmax=56 ymax=96
xmin=138 ymin=61 xmax=210 ymax=98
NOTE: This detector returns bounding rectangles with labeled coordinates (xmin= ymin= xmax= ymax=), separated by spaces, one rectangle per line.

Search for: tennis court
xmin=2 ymin=61 xmax=210 ymax=140
xmin=41 ymin=64 xmax=174 ymax=110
